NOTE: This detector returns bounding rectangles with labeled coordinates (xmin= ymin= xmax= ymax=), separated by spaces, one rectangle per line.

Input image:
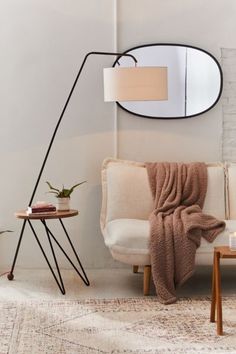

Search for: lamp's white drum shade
xmin=103 ymin=67 xmax=168 ymax=102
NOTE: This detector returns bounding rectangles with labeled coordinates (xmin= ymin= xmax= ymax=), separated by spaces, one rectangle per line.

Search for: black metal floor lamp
xmin=7 ymin=51 xmax=168 ymax=290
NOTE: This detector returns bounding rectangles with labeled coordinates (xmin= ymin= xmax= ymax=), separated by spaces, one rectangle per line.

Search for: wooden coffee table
xmin=210 ymin=246 xmax=236 ymax=335
xmin=8 ymin=209 xmax=90 ymax=294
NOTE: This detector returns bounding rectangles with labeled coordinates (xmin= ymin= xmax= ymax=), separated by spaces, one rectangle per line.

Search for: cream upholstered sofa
xmin=100 ymin=158 xmax=236 ymax=295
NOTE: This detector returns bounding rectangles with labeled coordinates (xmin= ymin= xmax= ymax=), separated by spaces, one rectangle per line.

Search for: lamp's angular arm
xmin=28 ymin=51 xmax=137 ymax=206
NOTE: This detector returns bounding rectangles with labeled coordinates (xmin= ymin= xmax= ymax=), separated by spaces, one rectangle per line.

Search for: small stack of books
xmin=26 ymin=202 xmax=56 ymax=216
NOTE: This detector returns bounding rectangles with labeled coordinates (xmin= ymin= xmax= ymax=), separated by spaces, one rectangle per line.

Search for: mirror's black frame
xmin=113 ymin=43 xmax=223 ymax=119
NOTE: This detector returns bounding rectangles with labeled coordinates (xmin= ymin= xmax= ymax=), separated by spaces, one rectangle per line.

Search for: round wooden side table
xmin=15 ymin=209 xmax=78 ymax=220
xmin=210 ymin=246 xmax=236 ymax=335
xmin=8 ymin=209 xmax=90 ymax=294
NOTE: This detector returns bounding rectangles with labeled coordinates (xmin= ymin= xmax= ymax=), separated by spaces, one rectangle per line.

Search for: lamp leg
xmin=8 ymin=51 xmax=137 ymax=281
xmin=7 ymin=220 xmax=27 ymax=280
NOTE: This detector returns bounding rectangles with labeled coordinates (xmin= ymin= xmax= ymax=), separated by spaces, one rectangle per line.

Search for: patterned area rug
xmin=1 ymin=297 xmax=236 ymax=353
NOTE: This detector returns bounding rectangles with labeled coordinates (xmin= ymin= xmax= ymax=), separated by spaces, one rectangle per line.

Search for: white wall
xmin=0 ymin=0 xmax=116 ymax=269
xmin=0 ymin=0 xmax=236 ymax=270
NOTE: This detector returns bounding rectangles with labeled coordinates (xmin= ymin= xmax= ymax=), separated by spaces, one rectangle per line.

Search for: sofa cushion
xmin=104 ymin=218 xmax=233 ymax=256
xmin=101 ymin=159 xmax=226 ymax=230
xmin=202 ymin=163 xmax=226 ymax=220
xmin=101 ymin=159 xmax=153 ymax=229
xmin=226 ymin=163 xmax=236 ymax=219
xmin=104 ymin=219 xmax=150 ymax=255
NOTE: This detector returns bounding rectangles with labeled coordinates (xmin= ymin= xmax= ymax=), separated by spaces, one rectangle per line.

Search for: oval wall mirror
xmin=113 ymin=44 xmax=223 ymax=119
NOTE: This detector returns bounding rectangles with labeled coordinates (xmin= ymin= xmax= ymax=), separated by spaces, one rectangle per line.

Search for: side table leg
xmin=215 ymin=251 xmax=223 ymax=335
xmin=59 ymin=219 xmax=90 ymax=286
xmin=42 ymin=220 xmax=90 ymax=286
xmin=210 ymin=251 xmax=216 ymax=322
xmin=42 ymin=220 xmax=65 ymax=295
xmin=28 ymin=220 xmax=65 ymax=295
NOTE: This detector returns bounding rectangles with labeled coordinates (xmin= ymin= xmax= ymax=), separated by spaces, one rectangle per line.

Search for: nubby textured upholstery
xmin=100 ymin=158 xmax=236 ymax=294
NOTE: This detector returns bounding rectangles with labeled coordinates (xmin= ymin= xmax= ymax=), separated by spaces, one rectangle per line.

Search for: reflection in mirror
xmin=114 ymin=44 xmax=223 ymax=119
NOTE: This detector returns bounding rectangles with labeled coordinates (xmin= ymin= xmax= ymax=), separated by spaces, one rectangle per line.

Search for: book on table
xmin=27 ymin=202 xmax=56 ymax=215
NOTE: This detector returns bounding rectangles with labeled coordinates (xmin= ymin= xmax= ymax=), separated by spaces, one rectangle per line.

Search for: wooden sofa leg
xmin=143 ymin=265 xmax=151 ymax=296
xmin=133 ymin=265 xmax=139 ymax=273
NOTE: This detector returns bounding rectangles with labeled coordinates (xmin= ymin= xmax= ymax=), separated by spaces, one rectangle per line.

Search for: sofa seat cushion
xmin=104 ymin=218 xmax=234 ymax=256
xmin=104 ymin=219 xmax=150 ymax=255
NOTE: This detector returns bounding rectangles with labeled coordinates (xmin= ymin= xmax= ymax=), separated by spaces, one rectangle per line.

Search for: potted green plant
xmin=46 ymin=181 xmax=86 ymax=211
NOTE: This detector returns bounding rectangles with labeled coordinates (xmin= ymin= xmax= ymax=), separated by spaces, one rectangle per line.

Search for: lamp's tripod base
xmin=7 ymin=51 xmax=136 ymax=293
xmin=7 ymin=272 xmax=14 ymax=280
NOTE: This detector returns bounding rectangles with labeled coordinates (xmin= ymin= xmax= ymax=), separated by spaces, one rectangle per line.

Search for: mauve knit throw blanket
xmin=146 ymin=162 xmax=225 ymax=304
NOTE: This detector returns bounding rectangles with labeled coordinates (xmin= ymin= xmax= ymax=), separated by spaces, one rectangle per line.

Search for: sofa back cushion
xmin=226 ymin=163 xmax=236 ymax=219
xmin=203 ymin=163 xmax=226 ymax=220
xmin=101 ymin=159 xmax=153 ymax=229
xmin=100 ymin=159 xmax=226 ymax=228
